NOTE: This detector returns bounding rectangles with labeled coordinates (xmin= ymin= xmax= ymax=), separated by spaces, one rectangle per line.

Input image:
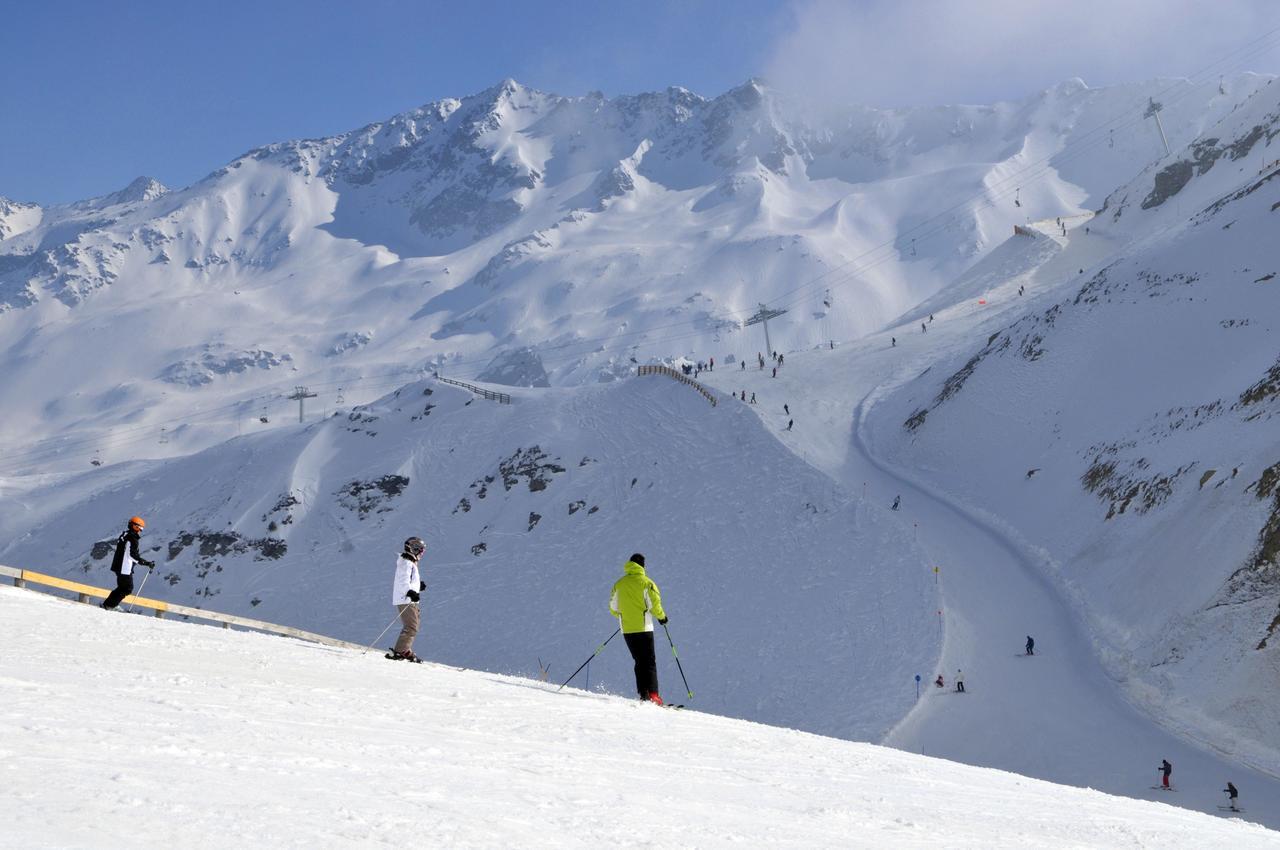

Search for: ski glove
xmin=658 ymin=617 xmax=668 ymax=625
xmin=141 ymin=559 xmax=156 ymax=569
xmin=405 ymin=590 xmax=420 ymax=603
xmin=419 ymin=581 xmax=426 ymax=592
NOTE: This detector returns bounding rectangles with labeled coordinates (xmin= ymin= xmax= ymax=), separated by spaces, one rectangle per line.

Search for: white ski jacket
xmin=391 ymin=554 xmax=421 ymax=607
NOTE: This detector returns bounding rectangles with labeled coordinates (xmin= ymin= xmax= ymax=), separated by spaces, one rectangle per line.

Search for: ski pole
xmin=661 ymin=622 xmax=693 ymax=701
xmin=363 ymin=605 xmax=412 ymax=656
xmin=558 ymin=628 xmax=620 ymax=691
xmin=124 ymin=569 xmax=153 ymax=614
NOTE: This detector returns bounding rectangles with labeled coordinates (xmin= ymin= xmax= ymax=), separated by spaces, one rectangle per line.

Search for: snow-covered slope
xmin=0 ymin=75 xmax=1270 ymax=475
xmin=0 ymin=375 xmax=934 ymax=742
xmin=8 ymin=72 xmax=1280 ymax=835
xmin=859 ymin=80 xmax=1280 ymax=776
xmin=3 ymin=585 xmax=1273 ymax=849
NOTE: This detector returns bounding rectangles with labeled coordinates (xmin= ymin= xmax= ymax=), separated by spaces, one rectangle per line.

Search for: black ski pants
xmin=102 ymin=571 xmax=134 ymax=609
xmin=623 ymin=631 xmax=659 ymax=699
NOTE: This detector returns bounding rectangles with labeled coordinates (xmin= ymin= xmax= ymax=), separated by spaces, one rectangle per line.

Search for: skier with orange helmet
xmin=101 ymin=516 xmax=156 ymax=610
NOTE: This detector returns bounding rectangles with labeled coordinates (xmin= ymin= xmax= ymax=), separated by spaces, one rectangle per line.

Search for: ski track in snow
xmin=1 ymin=586 xmax=1275 ymax=850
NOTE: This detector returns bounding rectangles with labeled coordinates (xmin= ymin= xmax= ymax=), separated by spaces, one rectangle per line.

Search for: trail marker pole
xmin=915 ymin=674 xmax=921 ymax=702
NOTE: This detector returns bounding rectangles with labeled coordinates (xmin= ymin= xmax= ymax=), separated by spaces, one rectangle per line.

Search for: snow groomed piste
xmin=2 ymin=584 xmax=1274 ymax=848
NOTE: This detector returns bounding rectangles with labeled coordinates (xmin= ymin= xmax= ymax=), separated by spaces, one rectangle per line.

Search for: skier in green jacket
xmin=609 ymin=553 xmax=667 ymax=705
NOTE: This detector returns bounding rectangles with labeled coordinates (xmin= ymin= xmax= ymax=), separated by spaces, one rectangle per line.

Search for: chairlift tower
xmin=1145 ymin=98 xmax=1171 ymax=158
xmin=744 ymin=302 xmax=788 ymax=357
xmin=288 ymin=386 xmax=317 ymax=423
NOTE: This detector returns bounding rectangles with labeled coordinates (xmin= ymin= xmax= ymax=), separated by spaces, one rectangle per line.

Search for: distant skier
xmin=1025 ymin=635 xmax=1035 ymax=656
xmin=928 ymin=314 xmax=934 ymax=323
xmin=741 ymin=360 xmax=746 ymax=371
xmin=955 ymin=669 xmax=965 ymax=693
xmin=709 ymin=357 xmax=714 ymax=371
xmin=786 ymin=419 xmax=794 ymax=431
xmin=750 ymin=392 xmax=757 ymax=404
xmin=740 ymin=390 xmax=746 ymax=402
xmin=101 ymin=516 xmax=156 ymax=610
xmin=891 ymin=495 xmax=901 ymax=511
xmin=388 ymin=536 xmax=426 ymax=662
xmin=778 ymin=354 xmax=784 ymax=367
xmin=1224 ymin=781 xmax=1239 ymax=811
xmin=934 ymin=674 xmax=945 ymax=688
xmin=608 ymin=553 xmax=667 ymax=704
xmin=772 ymin=367 xmax=777 ymax=378
xmin=784 ymin=404 xmax=790 ymax=415
xmin=1159 ymin=759 xmax=1173 ymax=789
xmin=921 ymin=323 xmax=927 ymax=334
xmin=891 ymin=337 xmax=896 ymax=347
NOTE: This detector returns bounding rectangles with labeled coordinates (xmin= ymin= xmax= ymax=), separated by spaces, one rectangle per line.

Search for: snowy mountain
xmin=859 ymin=82 xmax=1280 ymax=780
xmin=6 ymin=586 xmax=1273 ymax=849
xmin=6 ymin=73 xmax=1280 ymax=832
xmin=0 ymin=75 xmax=1270 ymax=474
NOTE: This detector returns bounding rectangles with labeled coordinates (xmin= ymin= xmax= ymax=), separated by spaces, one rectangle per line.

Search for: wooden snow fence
xmin=436 ymin=375 xmax=512 ymax=404
xmin=0 ymin=564 xmax=364 ymax=651
xmin=636 ymin=365 xmax=718 ymax=407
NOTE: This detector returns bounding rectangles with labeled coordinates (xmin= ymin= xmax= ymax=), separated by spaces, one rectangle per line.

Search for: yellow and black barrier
xmin=0 ymin=564 xmax=363 ymax=651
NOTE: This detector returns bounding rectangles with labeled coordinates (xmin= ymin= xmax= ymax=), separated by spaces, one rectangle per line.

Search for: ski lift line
xmin=4 ymin=34 xmax=1278 ymax=473
xmin=0 ymin=367 xmax=462 ymax=475
xmin=0 ymin=366 xmax=435 ymax=470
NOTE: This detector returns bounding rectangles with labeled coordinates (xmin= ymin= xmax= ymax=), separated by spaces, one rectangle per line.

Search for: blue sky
xmin=1 ymin=1 xmax=788 ymax=204
xmin=4 ymin=0 xmax=1278 ymax=204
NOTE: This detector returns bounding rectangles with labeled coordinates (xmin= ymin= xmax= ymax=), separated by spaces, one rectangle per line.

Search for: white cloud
xmin=764 ymin=0 xmax=1280 ymax=108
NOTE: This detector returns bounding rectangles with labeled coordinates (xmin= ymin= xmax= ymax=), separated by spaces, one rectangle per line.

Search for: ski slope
xmin=1 ymin=585 xmax=1273 ymax=849
xmin=699 ymin=274 xmax=1280 ymax=828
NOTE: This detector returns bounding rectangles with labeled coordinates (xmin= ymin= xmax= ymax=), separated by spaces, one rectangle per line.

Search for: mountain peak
xmin=96 ymin=175 xmax=168 ymax=207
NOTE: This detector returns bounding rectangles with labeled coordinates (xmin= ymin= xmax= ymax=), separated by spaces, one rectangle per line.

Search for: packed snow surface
xmin=1 ymin=586 xmax=1274 ymax=849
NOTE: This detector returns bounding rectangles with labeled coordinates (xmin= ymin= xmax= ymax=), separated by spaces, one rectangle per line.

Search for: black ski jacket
xmin=111 ymin=529 xmax=154 ymax=575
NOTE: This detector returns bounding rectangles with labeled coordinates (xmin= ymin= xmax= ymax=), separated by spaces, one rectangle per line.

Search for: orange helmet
xmin=128 ymin=516 xmax=146 ymax=529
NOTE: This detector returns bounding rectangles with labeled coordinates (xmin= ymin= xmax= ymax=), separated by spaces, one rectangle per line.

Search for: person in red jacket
xmin=101 ymin=516 xmax=156 ymax=610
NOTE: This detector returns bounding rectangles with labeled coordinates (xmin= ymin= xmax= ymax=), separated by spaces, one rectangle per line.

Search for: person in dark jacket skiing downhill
xmin=609 ymin=553 xmax=667 ymax=704
xmin=101 ymin=516 xmax=155 ymax=610
xmin=1025 ymin=635 xmax=1035 ymax=655
xmin=387 ymin=537 xmax=426 ymax=662
xmin=1224 ymin=781 xmax=1240 ymax=811
xmin=1159 ymin=759 xmax=1173 ymax=788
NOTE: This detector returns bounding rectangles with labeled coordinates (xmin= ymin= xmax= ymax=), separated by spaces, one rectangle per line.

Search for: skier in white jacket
xmin=389 ymin=537 xmax=426 ymax=662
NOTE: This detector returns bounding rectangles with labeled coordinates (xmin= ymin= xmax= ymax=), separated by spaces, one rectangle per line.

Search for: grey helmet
xmin=403 ymin=536 xmax=426 ymax=558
